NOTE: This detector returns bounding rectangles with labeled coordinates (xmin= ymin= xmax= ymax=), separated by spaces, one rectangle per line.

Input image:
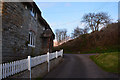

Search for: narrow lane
xmin=44 ymin=54 xmax=119 ymax=78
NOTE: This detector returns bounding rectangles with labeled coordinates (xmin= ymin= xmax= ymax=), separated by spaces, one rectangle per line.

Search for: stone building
xmin=1 ymin=2 xmax=55 ymax=63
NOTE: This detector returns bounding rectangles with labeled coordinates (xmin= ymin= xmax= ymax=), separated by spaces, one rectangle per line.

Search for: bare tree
xmin=82 ymin=13 xmax=95 ymax=31
xmin=62 ymin=29 xmax=67 ymax=41
xmin=55 ymin=29 xmax=68 ymax=44
xmin=82 ymin=12 xmax=111 ymax=32
xmin=55 ymin=29 xmax=60 ymax=44
xmin=83 ymin=26 xmax=89 ymax=34
xmin=72 ymin=26 xmax=84 ymax=38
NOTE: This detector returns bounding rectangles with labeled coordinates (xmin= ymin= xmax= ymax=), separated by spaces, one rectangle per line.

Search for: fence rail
xmin=0 ymin=49 xmax=63 ymax=79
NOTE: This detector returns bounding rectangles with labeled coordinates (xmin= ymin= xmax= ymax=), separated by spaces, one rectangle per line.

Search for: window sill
xmin=28 ymin=44 xmax=35 ymax=48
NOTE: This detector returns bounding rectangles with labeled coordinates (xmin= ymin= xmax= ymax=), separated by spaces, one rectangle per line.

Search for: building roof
xmin=22 ymin=2 xmax=55 ymax=39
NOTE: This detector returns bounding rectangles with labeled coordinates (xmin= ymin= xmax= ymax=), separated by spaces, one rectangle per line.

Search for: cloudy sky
xmin=34 ymin=1 xmax=118 ymax=37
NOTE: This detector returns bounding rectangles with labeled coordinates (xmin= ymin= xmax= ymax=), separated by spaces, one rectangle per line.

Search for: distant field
xmin=90 ymin=52 xmax=119 ymax=73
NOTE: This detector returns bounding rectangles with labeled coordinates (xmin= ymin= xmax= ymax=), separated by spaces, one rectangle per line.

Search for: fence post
xmin=28 ymin=56 xmax=31 ymax=80
xmin=47 ymin=52 xmax=50 ymax=72
xmin=0 ymin=64 xmax=1 ymax=79
xmin=4 ymin=63 xmax=6 ymax=78
xmin=61 ymin=49 xmax=63 ymax=57
xmin=56 ymin=51 xmax=58 ymax=58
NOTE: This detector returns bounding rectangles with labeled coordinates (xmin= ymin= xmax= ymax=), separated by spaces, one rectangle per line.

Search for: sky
xmin=34 ymin=1 xmax=118 ymax=37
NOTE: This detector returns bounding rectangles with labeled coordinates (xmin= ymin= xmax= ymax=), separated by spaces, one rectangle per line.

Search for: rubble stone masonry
xmin=0 ymin=1 xmax=2 ymax=64
xmin=2 ymin=2 xmax=54 ymax=63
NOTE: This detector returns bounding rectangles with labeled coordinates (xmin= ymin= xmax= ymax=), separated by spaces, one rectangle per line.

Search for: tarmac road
xmin=44 ymin=54 xmax=119 ymax=78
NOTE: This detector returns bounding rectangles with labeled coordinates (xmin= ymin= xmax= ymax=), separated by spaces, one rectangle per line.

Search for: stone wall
xmin=6 ymin=57 xmax=63 ymax=79
xmin=0 ymin=1 xmax=2 ymax=64
xmin=2 ymin=2 xmax=53 ymax=63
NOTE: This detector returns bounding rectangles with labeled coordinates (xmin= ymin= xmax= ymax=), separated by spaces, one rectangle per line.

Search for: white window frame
xmin=28 ymin=31 xmax=35 ymax=47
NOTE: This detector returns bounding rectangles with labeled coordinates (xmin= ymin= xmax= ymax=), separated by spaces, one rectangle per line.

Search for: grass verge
xmin=90 ymin=52 xmax=119 ymax=73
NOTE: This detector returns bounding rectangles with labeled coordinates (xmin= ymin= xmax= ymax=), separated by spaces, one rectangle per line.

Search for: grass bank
xmin=90 ymin=52 xmax=119 ymax=73
xmin=53 ymin=23 xmax=119 ymax=54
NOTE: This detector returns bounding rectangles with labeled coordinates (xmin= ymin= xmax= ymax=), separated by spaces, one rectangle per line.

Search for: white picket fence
xmin=0 ymin=49 xmax=63 ymax=79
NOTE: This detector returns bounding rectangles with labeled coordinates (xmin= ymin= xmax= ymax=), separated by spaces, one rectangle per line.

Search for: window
xmin=25 ymin=6 xmax=27 ymax=9
xmin=28 ymin=31 xmax=35 ymax=47
xmin=30 ymin=8 xmax=38 ymax=20
xmin=30 ymin=8 xmax=35 ymax=17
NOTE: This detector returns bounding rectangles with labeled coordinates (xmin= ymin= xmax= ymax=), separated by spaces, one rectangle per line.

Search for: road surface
xmin=44 ymin=54 xmax=119 ymax=78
